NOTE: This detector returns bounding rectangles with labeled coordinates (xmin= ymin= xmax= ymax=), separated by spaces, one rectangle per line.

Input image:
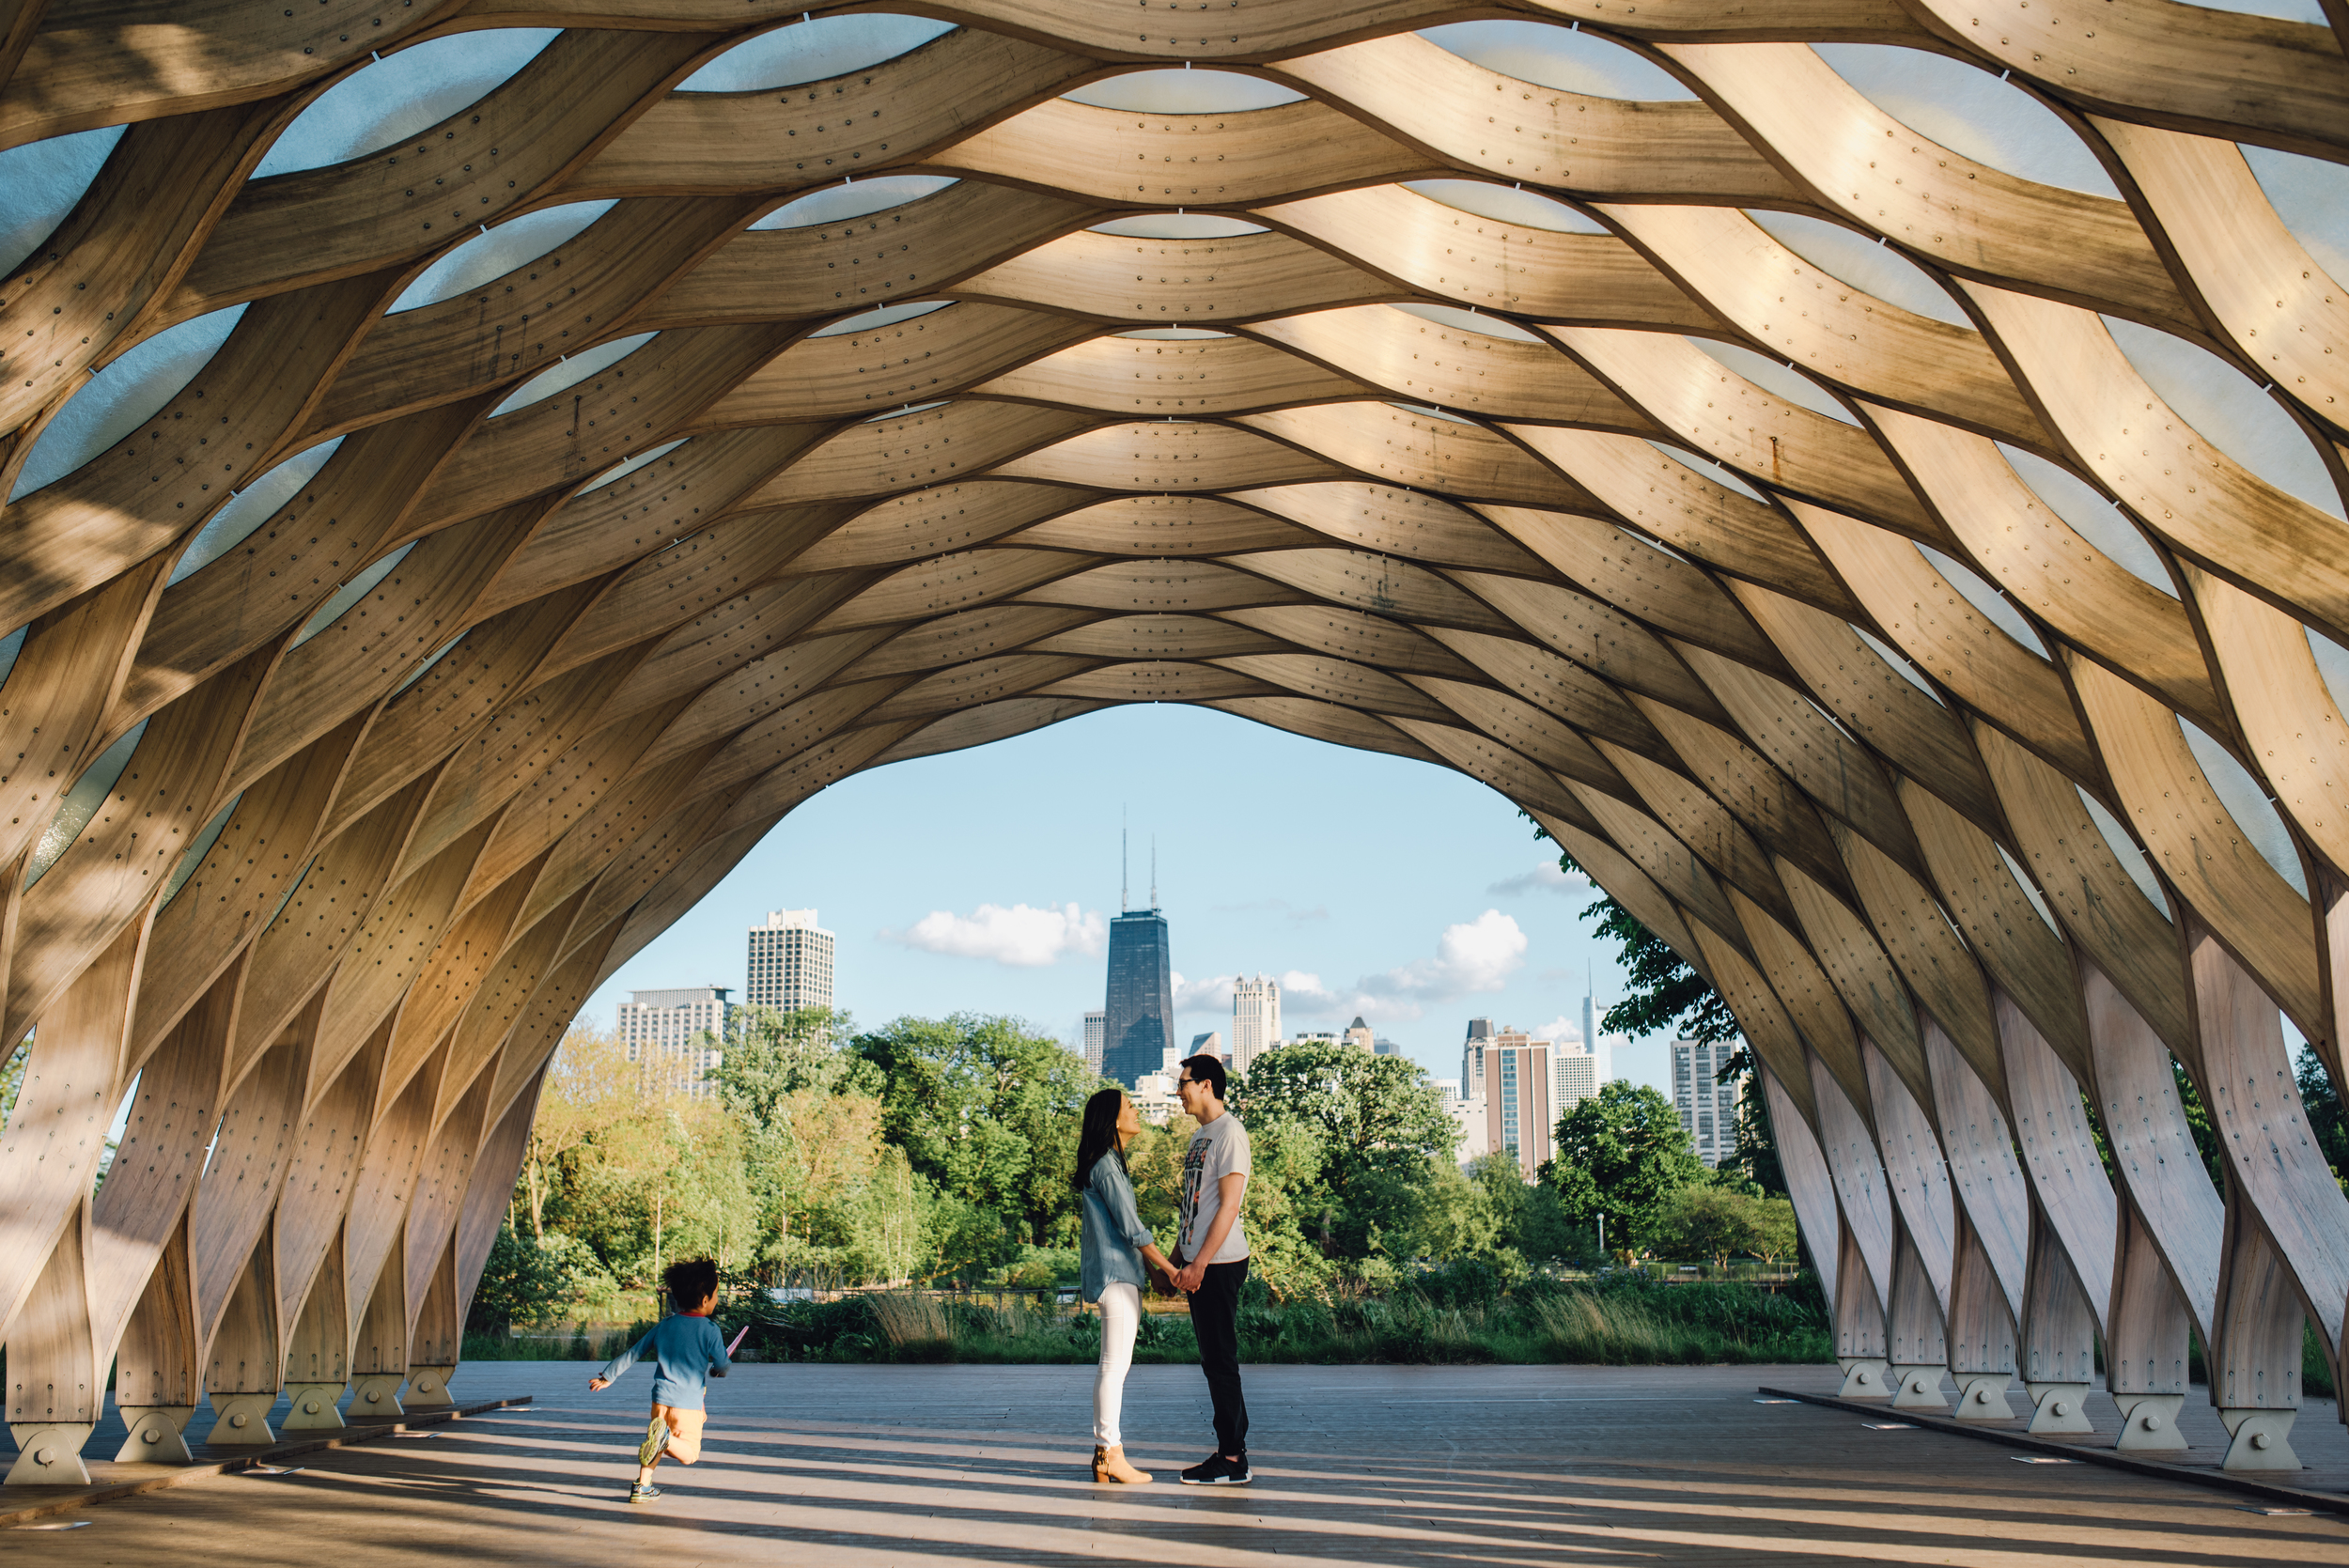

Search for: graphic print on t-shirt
xmin=1179 ymin=1139 xmax=1208 ymax=1253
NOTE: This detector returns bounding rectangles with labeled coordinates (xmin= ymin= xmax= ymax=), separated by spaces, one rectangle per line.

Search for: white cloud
xmin=1278 ymin=911 xmax=1531 ymax=1028
xmin=1172 ymin=970 xmax=1239 ymax=1014
xmin=1532 ymin=1014 xmax=1584 ymax=1046
xmin=1487 ymin=862 xmax=1592 ymax=897
xmin=882 ymin=902 xmax=1105 ymax=967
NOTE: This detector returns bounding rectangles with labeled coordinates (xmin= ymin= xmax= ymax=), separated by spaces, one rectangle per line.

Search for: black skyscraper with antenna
xmin=1102 ymin=822 xmax=1174 ymax=1088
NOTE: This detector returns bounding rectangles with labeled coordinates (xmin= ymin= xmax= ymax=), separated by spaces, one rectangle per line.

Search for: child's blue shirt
xmin=599 ymin=1312 xmax=730 ymax=1409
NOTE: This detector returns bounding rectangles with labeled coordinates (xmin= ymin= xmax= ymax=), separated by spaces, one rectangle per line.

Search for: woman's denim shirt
xmin=1079 ymin=1154 xmax=1155 ymax=1302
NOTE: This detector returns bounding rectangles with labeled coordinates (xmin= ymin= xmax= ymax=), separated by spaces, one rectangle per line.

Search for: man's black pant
xmin=1189 ymin=1259 xmax=1249 ymax=1456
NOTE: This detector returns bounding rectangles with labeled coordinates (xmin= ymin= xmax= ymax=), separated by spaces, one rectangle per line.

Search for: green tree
xmin=849 ymin=1013 xmax=1097 ymax=1249
xmin=1545 ymin=1080 xmax=1708 ymax=1254
xmin=1655 ymin=1186 xmax=1761 ymax=1267
xmin=1749 ymin=1193 xmax=1800 ymax=1265
xmin=467 ymin=1222 xmax=572 ymax=1332
xmin=2295 ymin=1046 xmax=2346 ymax=1192
xmin=1234 ymin=1041 xmax=1458 ymax=1260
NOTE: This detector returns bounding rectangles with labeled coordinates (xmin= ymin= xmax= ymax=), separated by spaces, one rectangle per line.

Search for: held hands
xmin=1172 ymin=1260 xmax=1208 ymax=1294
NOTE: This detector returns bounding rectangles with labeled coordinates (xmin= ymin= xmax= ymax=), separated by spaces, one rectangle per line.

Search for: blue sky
xmin=589 ymin=704 xmax=1679 ymax=1096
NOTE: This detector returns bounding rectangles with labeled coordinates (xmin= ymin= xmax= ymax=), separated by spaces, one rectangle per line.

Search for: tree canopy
xmin=1545 ymin=1081 xmax=1711 ymax=1254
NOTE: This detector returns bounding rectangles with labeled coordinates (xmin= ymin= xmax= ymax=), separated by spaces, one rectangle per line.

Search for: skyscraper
xmin=1101 ymin=830 xmax=1174 ymax=1088
xmin=746 ymin=908 xmax=834 ymax=1016
xmin=1081 ymin=1008 xmax=1106 ymax=1075
xmin=1672 ymin=1039 xmax=1744 ymax=1167
xmin=618 ymin=986 xmax=734 ymax=1097
xmin=1231 ymin=974 xmax=1281 ymax=1073
xmin=1461 ymin=1021 xmax=1552 ymax=1180
xmin=1554 ymin=1041 xmax=1597 ymax=1113
xmin=1343 ymin=1016 xmax=1376 ymax=1052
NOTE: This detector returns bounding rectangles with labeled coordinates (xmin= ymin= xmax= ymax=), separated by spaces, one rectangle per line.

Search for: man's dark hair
xmin=1178 ymin=1053 xmax=1228 ymax=1101
xmin=664 ymin=1256 xmax=720 ymax=1312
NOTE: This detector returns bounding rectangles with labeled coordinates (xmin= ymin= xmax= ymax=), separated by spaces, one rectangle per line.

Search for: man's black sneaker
xmin=1179 ymin=1453 xmax=1252 ymax=1485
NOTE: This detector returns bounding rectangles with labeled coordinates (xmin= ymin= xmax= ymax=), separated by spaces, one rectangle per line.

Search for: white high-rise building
xmin=1081 ymin=1008 xmax=1106 ymax=1075
xmin=1435 ymin=1077 xmax=1488 ymax=1167
xmin=618 ymin=986 xmax=734 ymax=1097
xmin=1554 ymin=1041 xmax=1597 ymax=1113
xmin=1232 ymin=974 xmax=1281 ymax=1073
xmin=1672 ymin=1039 xmax=1745 ymax=1167
xmin=746 ymin=909 xmax=835 ymax=1016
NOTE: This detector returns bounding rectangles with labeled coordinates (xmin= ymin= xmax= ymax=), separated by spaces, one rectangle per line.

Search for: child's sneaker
xmin=628 ymin=1483 xmax=661 ymax=1504
xmin=637 ymin=1419 xmax=671 ymax=1467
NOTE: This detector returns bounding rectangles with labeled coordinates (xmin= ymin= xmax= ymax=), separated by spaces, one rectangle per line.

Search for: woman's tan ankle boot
xmin=1092 ymin=1444 xmax=1152 ymax=1483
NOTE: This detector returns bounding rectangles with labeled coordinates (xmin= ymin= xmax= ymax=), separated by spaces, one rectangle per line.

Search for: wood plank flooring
xmin=4 ymin=1364 xmax=2341 ymax=1564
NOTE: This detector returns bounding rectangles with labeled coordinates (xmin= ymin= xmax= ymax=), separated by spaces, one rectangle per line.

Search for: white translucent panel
xmin=490 ymin=331 xmax=659 ymax=416
xmin=810 ymin=299 xmax=951 ymax=338
xmin=2101 ymin=316 xmax=2343 ymax=519
xmin=1117 ymin=328 xmax=1233 ymax=340
xmin=390 ymin=200 xmax=615 ymax=314
xmin=1915 ymin=543 xmax=2050 ymax=656
xmin=25 ymin=719 xmax=147 ymax=890
xmin=1090 ymin=213 xmax=1268 ymax=239
xmin=289 ymin=541 xmax=416 ymax=649
xmin=1812 ymin=45 xmax=2117 ymax=197
xmin=583 ymin=438 xmax=691 ymax=493
xmin=261 ymin=856 xmax=314 ymax=935
xmin=1994 ymin=443 xmax=2175 ymax=596
xmin=1064 ymin=69 xmax=1304 ymax=113
xmin=1416 ymin=22 xmax=1693 ymax=100
xmin=1390 ymin=402 xmax=1478 ymax=426
xmin=1649 ymin=441 xmax=1767 ymax=502
xmin=682 ymin=14 xmax=956 ymax=91
xmin=2077 ymin=784 xmax=2170 ymax=918
xmin=1742 ymin=210 xmax=1971 ymax=328
xmin=0 ymin=126 xmax=124 ymax=276
xmin=389 ymin=634 xmax=463 ymax=699
xmin=168 ymin=437 xmax=345 ymax=587
xmin=2180 ymin=717 xmax=2308 ymax=895
xmin=860 ymin=398 xmax=949 ymax=423
xmin=1390 ymin=301 xmax=1542 ymax=344
xmin=0 ymin=627 xmax=23 ymax=690
xmin=9 ymin=304 xmax=249 ymax=503
xmin=751 ymin=175 xmax=958 ymax=230
xmin=2197 ymin=0 xmax=2326 ymax=19
xmin=1402 ymin=179 xmax=1607 ymax=234
xmin=2310 ymin=628 xmax=2349 ymax=717
xmin=161 ymin=791 xmax=241 ymax=908
xmin=1854 ymin=626 xmax=1945 ymax=703
xmin=2240 ymin=145 xmax=2349 ymax=284
xmin=252 ymin=29 xmax=560 ymax=179
xmin=1996 ymin=843 xmax=2062 ymax=935
xmin=1687 ymin=339 xmax=1858 ymax=425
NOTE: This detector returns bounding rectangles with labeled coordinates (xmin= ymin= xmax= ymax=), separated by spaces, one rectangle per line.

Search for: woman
xmin=1074 ymin=1085 xmax=1175 ymax=1483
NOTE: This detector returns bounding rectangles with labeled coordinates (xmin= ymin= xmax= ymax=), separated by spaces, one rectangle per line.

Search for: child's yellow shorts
xmin=639 ymin=1404 xmax=707 ymax=1466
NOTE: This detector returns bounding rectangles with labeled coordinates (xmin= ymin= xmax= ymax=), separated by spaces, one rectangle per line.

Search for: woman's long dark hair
xmin=1071 ymin=1086 xmax=1128 ymax=1192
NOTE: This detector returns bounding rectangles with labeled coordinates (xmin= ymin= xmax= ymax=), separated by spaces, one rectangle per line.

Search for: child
xmin=589 ymin=1257 xmax=731 ymax=1503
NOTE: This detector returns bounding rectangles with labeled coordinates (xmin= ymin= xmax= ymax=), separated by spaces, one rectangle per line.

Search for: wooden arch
xmin=2 ymin=0 xmax=2347 ymax=1482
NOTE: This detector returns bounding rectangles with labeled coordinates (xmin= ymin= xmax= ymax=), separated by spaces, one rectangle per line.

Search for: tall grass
xmin=723 ymin=1273 xmax=1833 ymax=1367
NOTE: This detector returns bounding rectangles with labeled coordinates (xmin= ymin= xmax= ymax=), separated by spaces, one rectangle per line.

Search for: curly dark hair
xmin=663 ymin=1256 xmax=719 ymax=1312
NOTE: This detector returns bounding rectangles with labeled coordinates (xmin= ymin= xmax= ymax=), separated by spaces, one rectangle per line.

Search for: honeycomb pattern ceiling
xmin=3 ymin=0 xmax=2349 ymax=1477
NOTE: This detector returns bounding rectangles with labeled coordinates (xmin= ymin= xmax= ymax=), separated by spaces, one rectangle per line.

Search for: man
xmin=1168 ymin=1052 xmax=1252 ymax=1484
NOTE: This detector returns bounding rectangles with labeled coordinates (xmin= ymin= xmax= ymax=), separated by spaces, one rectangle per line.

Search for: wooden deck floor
xmin=4 ymin=1363 xmax=2342 ymax=1564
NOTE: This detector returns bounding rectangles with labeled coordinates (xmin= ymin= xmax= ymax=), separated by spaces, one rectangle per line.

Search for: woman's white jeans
xmin=1093 ymin=1281 xmax=1140 ymax=1445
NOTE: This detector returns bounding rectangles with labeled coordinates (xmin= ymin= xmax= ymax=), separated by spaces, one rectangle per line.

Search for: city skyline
xmin=585 ymin=706 xmax=1682 ymax=1100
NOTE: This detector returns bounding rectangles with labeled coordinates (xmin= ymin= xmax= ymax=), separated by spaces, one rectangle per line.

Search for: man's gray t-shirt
xmin=1177 ymin=1112 xmax=1252 ymax=1264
